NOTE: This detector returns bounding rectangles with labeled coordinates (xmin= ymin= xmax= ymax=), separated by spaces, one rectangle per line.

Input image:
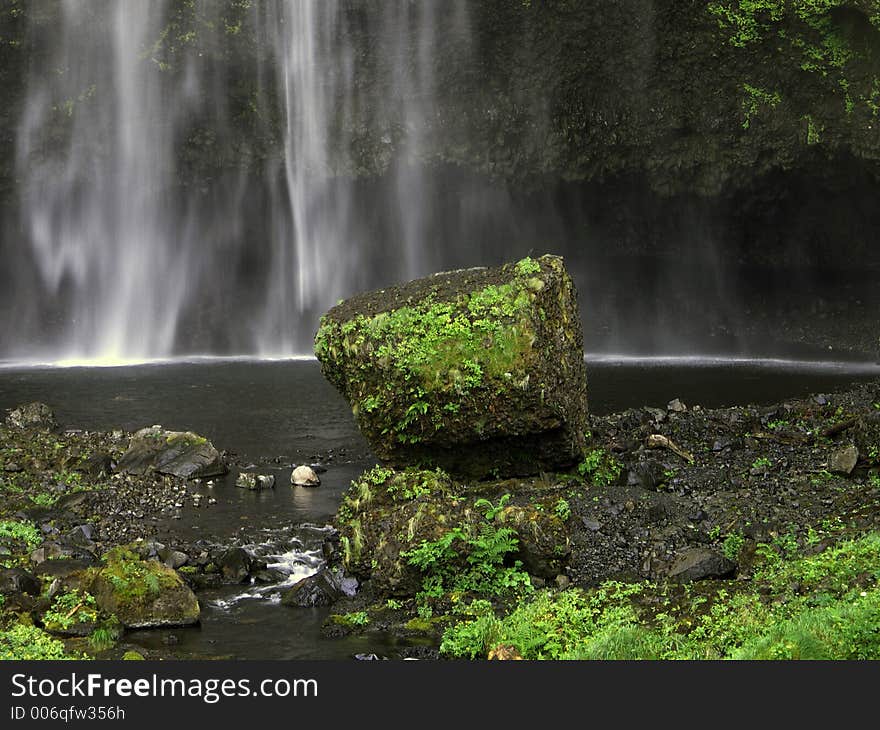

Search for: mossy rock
xmin=116 ymin=426 xmax=227 ymax=479
xmin=77 ymin=546 xmax=200 ymax=629
xmin=315 ymin=255 xmax=589 ymax=478
xmin=336 ymin=467 xmax=465 ymax=594
xmin=336 ymin=466 xmax=572 ymax=596
xmin=496 ymin=504 xmax=571 ymax=579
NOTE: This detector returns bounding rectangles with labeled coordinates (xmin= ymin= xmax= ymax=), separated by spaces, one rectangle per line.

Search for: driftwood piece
xmin=646 ymin=434 xmax=694 ymax=463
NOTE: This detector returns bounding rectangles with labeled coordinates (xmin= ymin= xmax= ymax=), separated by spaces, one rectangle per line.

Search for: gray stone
xmin=116 ymin=426 xmax=227 ymax=479
xmin=218 ymin=547 xmax=253 ymax=584
xmin=627 ymin=459 xmax=666 ymax=490
xmin=236 ymin=472 xmax=276 ymax=490
xmin=34 ymin=558 xmax=94 ymax=579
xmin=5 ymin=402 xmax=57 ymax=430
xmin=829 ymin=445 xmax=859 ymax=475
xmin=291 ymin=465 xmax=320 ymax=487
xmin=667 ymin=398 xmax=687 ymax=413
xmin=158 ymin=548 xmax=188 ymax=570
xmin=0 ymin=568 xmax=41 ymax=596
xmin=281 ymin=569 xmax=344 ymax=607
xmin=668 ymin=547 xmax=736 ymax=582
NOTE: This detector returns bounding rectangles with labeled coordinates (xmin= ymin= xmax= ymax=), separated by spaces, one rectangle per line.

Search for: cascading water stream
xmin=12 ymin=1 xmax=472 ymax=363
xmin=16 ymin=0 xmax=195 ymax=362
xmin=7 ymin=2 xmax=874 ymax=366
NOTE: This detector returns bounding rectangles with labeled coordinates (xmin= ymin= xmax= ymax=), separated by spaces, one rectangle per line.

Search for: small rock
xmin=0 ymin=568 xmax=41 ymax=596
xmin=291 ymin=465 xmax=321 ymax=487
xmin=667 ymin=547 xmax=736 ymax=582
xmin=218 ymin=547 xmax=253 ymax=584
xmin=5 ymin=402 xmax=57 ymax=430
xmin=828 ymin=445 xmax=859 ymax=475
xmin=34 ymin=558 xmax=94 ymax=579
xmin=645 ymin=407 xmax=667 ymax=423
xmin=235 ymin=472 xmax=276 ymax=490
xmin=554 ymin=574 xmax=570 ymax=590
xmin=281 ymin=569 xmax=343 ymax=607
xmin=158 ymin=548 xmax=188 ymax=570
xmin=627 ymin=459 xmax=666 ymax=490
xmin=582 ymin=518 xmax=601 ymax=532
xmin=667 ymin=398 xmax=687 ymax=413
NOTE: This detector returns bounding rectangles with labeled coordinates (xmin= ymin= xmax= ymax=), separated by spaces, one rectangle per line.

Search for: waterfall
xmin=16 ymin=0 xmax=193 ymax=362
xmin=11 ymin=1 xmax=471 ymax=363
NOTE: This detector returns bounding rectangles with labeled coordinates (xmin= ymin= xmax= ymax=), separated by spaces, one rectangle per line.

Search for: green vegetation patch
xmin=708 ymin=0 xmax=880 ymax=121
xmin=577 ymin=447 xmax=621 ymax=486
xmin=441 ymin=531 xmax=880 ymax=659
xmin=42 ymin=589 xmax=99 ymax=633
xmin=81 ymin=546 xmax=182 ymax=613
xmin=402 ymin=494 xmax=532 ymax=612
xmin=0 ymin=519 xmax=41 ymax=549
xmin=0 ymin=623 xmax=79 ymax=660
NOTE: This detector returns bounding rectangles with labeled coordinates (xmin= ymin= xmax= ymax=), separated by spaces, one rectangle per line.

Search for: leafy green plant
xmin=766 ymin=419 xmax=790 ymax=431
xmin=722 ymin=533 xmax=746 ymax=562
xmin=0 ymin=519 xmax=41 ymax=548
xmin=577 ymin=448 xmax=621 ymax=486
xmin=42 ymin=589 xmax=99 ymax=632
xmin=514 ymin=256 xmax=542 ymax=276
xmin=331 ymin=611 xmax=370 ymax=628
xmin=0 ymin=624 xmax=78 ymax=660
xmin=88 ymin=622 xmax=122 ymax=652
xmin=553 ymin=498 xmax=571 ymax=522
xmin=403 ymin=498 xmax=531 ymax=608
xmin=441 ymin=582 xmax=644 ymax=659
xmin=474 ymin=493 xmax=511 ymax=520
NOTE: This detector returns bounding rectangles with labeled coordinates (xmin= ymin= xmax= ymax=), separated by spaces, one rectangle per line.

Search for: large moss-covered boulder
xmin=77 ymin=546 xmax=200 ymax=628
xmin=315 ymin=255 xmax=588 ymax=477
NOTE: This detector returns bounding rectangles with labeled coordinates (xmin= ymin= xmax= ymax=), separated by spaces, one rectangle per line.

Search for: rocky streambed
xmin=0 ymin=374 xmax=878 ymax=660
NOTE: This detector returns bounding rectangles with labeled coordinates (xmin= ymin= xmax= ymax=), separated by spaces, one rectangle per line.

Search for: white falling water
xmin=14 ymin=1 xmax=471 ymax=362
xmin=255 ymin=1 xmax=356 ymax=356
xmin=16 ymin=0 xmax=197 ymax=363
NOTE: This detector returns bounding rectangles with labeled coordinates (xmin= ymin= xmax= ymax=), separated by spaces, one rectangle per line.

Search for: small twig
xmin=646 ymin=434 xmax=694 ymax=464
xmin=64 ymin=602 xmax=84 ymax=620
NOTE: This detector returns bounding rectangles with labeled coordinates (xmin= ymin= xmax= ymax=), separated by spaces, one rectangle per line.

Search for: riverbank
xmin=1 ymin=372 xmax=878 ymax=660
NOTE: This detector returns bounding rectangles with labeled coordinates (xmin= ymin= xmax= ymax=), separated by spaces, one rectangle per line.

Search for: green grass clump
xmin=331 ymin=611 xmax=370 ymax=628
xmin=577 ymin=447 xmax=621 ymax=486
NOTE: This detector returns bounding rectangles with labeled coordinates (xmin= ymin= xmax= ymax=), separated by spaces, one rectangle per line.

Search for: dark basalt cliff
xmin=4 ymin=2 xmax=879 ymax=190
